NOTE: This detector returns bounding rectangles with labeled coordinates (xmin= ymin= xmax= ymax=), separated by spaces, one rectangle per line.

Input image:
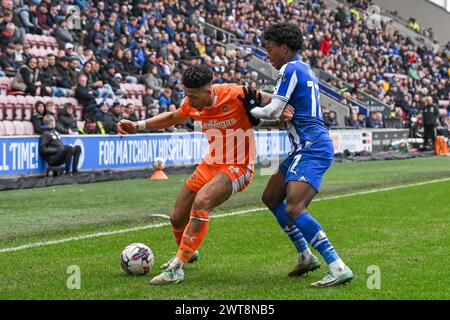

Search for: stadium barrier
xmin=0 ymin=129 xmax=409 ymax=176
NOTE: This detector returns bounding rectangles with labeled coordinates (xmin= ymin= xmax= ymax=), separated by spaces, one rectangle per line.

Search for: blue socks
xmin=292 ymin=212 xmax=341 ymax=265
xmin=271 ymin=201 xmax=310 ymax=254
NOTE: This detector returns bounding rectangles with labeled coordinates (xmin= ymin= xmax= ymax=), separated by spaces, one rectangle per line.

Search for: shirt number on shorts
xmin=290 ymin=154 xmax=302 ymax=173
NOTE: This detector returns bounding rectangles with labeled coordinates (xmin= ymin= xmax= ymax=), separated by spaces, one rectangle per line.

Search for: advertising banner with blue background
xmin=0 ymin=131 xmax=292 ymax=176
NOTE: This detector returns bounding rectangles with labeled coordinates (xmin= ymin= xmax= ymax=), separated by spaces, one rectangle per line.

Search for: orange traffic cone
xmin=150 ymin=168 xmax=168 ymax=180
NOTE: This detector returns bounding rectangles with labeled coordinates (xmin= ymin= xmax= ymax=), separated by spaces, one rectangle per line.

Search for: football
xmin=152 ymin=157 xmax=166 ymax=170
xmin=120 ymin=243 xmax=154 ymax=275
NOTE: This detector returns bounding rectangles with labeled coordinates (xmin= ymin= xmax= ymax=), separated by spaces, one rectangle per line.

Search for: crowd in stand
xmin=206 ymin=0 xmax=449 ymax=140
xmin=0 ymin=0 xmax=449 ymax=143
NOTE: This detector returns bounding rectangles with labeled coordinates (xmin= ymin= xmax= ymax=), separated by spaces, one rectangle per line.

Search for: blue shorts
xmin=279 ymin=140 xmax=334 ymax=192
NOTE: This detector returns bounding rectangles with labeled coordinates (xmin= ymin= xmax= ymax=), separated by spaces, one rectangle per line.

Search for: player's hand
xmin=117 ymin=119 xmax=137 ymax=134
xmin=239 ymin=86 xmax=262 ymax=126
xmin=281 ymin=105 xmax=294 ymax=123
xmin=238 ymin=86 xmax=261 ymax=112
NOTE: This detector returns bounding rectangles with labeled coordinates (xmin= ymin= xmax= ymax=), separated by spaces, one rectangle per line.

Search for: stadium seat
xmin=25 ymin=34 xmax=39 ymax=47
xmin=74 ymin=105 xmax=83 ymax=120
xmin=13 ymin=121 xmax=25 ymax=135
xmin=41 ymin=96 xmax=53 ymax=105
xmin=42 ymin=35 xmax=59 ymax=50
xmin=25 ymin=96 xmax=37 ymax=120
xmin=0 ymin=76 xmax=9 ymax=95
xmin=0 ymin=77 xmax=25 ymax=96
xmin=15 ymin=95 xmax=28 ymax=120
xmin=2 ymin=120 xmax=15 ymax=135
xmin=0 ymin=98 xmax=6 ymax=120
xmin=0 ymin=121 xmax=5 ymax=135
xmin=139 ymin=106 xmax=147 ymax=120
xmin=23 ymin=121 xmax=34 ymax=135
xmin=5 ymin=96 xmax=17 ymax=120
xmin=53 ymin=97 xmax=64 ymax=109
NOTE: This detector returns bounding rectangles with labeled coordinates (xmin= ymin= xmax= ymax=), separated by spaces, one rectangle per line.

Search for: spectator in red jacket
xmin=320 ymin=32 xmax=333 ymax=55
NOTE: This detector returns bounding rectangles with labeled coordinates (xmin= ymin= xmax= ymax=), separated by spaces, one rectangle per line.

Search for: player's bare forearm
xmin=143 ymin=111 xmax=183 ymax=129
xmin=118 ymin=112 xmax=183 ymax=134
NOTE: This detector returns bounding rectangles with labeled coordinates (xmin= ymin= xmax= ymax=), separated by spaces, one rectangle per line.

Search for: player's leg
xmin=150 ymin=172 xmax=233 ymax=285
xmin=160 ymin=183 xmax=199 ymax=270
xmin=284 ymin=142 xmax=353 ymax=287
xmin=160 ymin=163 xmax=211 ymax=269
xmin=262 ymin=166 xmax=319 ymax=277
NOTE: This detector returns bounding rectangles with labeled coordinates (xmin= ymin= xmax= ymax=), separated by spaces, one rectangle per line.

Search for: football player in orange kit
xmin=118 ymin=64 xmax=291 ymax=285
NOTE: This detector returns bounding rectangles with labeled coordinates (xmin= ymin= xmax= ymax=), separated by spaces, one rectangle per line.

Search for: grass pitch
xmin=0 ymin=157 xmax=449 ymax=299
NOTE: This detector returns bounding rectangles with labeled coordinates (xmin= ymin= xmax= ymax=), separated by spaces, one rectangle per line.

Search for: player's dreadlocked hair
xmin=263 ymin=23 xmax=304 ymax=52
xmin=182 ymin=64 xmax=214 ymax=88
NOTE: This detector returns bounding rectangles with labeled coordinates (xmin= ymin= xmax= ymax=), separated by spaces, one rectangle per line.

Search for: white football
xmin=152 ymin=157 xmax=166 ymax=170
xmin=120 ymin=243 xmax=154 ymax=275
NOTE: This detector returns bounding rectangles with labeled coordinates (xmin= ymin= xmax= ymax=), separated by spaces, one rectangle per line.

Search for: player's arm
xmin=250 ymin=98 xmax=288 ymax=119
xmin=257 ymin=105 xmax=295 ymax=128
xmin=118 ymin=111 xmax=186 ymax=134
xmin=259 ymin=91 xmax=273 ymax=107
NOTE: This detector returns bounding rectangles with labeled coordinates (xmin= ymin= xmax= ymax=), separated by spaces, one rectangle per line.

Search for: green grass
xmin=0 ymin=157 xmax=449 ymax=299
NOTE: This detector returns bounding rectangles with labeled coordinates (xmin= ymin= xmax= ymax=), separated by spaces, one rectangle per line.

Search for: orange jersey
xmin=176 ymin=83 xmax=256 ymax=165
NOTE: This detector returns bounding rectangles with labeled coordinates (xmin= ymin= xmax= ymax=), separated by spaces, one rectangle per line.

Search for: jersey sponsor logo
xmin=202 ymin=118 xmax=237 ymax=129
xmin=190 ymin=173 xmax=197 ymax=180
xmin=277 ymin=74 xmax=287 ymax=82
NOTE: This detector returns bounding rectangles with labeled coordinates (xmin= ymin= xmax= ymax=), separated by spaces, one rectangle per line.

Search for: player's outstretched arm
xmin=117 ymin=111 xmax=184 ymax=134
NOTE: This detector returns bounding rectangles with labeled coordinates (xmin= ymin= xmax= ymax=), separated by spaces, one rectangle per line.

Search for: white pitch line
xmin=1 ymin=177 xmax=449 ymax=254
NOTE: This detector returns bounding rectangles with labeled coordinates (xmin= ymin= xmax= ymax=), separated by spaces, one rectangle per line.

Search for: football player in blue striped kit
xmin=243 ymin=23 xmax=353 ymax=287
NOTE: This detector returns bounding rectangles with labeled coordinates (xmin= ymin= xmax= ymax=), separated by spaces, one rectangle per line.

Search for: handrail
xmin=313 ymin=69 xmax=391 ymax=113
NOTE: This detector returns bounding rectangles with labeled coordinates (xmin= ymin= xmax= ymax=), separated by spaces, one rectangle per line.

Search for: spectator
xmin=55 ymin=56 xmax=75 ymax=92
xmin=39 ymin=115 xmax=81 ymax=175
xmin=58 ymin=103 xmax=79 ymax=134
xmin=100 ymin=63 xmax=121 ymax=96
xmin=320 ymin=33 xmax=333 ymax=55
xmin=158 ymin=86 xmax=172 ymax=111
xmin=324 ymin=111 xmax=339 ymax=128
xmin=16 ymin=1 xmax=42 ymax=35
xmin=12 ymin=57 xmax=41 ymax=95
xmin=421 ymin=96 xmax=440 ymax=150
xmin=44 ymin=54 xmax=73 ymax=97
xmin=122 ymin=103 xmax=138 ymax=122
xmin=54 ymin=18 xmax=77 ymax=49
xmin=142 ymin=87 xmax=158 ymax=111
xmin=366 ymin=111 xmax=384 ymax=128
xmin=144 ymin=65 xmax=163 ymax=91
xmin=95 ymin=100 xmax=116 ymax=134
xmin=36 ymin=4 xmax=52 ymax=32
xmin=345 ymin=111 xmax=363 ymax=129
xmin=78 ymin=115 xmax=106 ymax=134
xmin=0 ymin=42 xmax=17 ymax=76
xmin=31 ymin=100 xmax=46 ymax=135
xmin=357 ymin=113 xmax=367 ymax=128
xmin=75 ymin=74 xmax=97 ymax=119
xmin=107 ymin=101 xmax=123 ymax=133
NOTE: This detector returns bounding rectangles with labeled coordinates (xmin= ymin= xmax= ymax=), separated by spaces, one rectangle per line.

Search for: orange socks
xmin=171 ymin=225 xmax=185 ymax=246
xmin=175 ymin=210 xmax=209 ymax=264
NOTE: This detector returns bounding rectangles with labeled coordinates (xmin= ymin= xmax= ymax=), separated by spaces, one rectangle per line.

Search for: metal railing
xmin=313 ymin=69 xmax=391 ymax=115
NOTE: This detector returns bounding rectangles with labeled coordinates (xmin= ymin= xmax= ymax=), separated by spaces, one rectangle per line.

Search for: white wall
xmin=373 ymin=0 xmax=450 ymax=44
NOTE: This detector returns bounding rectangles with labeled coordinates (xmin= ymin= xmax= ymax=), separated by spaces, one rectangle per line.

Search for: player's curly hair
xmin=181 ymin=64 xmax=214 ymax=89
xmin=263 ymin=23 xmax=304 ymax=52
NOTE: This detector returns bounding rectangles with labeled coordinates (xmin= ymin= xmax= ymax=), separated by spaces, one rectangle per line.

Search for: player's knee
xmin=192 ymin=194 xmax=212 ymax=211
xmin=285 ymin=202 xmax=305 ymax=220
xmin=170 ymin=209 xmax=189 ymax=228
xmin=261 ymin=192 xmax=275 ymax=209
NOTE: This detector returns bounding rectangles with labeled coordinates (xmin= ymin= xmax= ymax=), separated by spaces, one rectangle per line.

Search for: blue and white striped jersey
xmin=272 ymin=56 xmax=331 ymax=152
